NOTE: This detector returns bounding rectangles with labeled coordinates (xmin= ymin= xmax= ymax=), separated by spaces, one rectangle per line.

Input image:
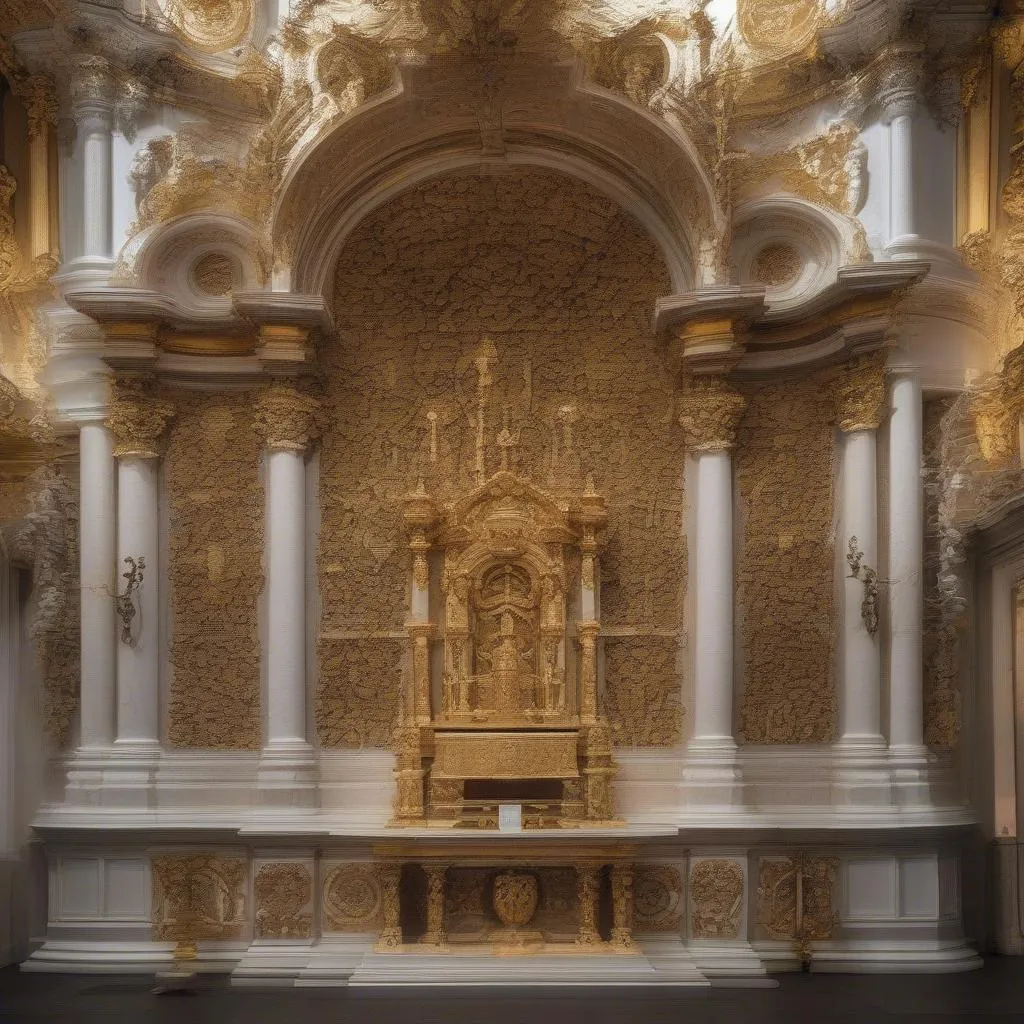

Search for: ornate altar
xmin=393 ymin=470 xmax=618 ymax=827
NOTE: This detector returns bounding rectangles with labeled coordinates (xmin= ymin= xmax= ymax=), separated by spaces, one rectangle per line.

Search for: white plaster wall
xmin=858 ymin=121 xmax=890 ymax=256
xmin=914 ymin=115 xmax=957 ymax=248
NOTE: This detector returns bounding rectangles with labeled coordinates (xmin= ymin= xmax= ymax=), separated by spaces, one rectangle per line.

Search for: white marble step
xmin=347 ymin=948 xmax=709 ymax=986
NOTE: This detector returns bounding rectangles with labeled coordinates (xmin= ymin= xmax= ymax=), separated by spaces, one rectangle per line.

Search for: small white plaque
xmin=498 ymin=803 xmax=523 ymax=832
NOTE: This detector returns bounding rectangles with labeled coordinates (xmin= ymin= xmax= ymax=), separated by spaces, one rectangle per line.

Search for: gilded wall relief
xmin=736 ymin=369 xmax=837 ymax=744
xmin=151 ymin=853 xmax=249 ymax=941
xmin=165 ymin=392 xmax=262 ymax=749
xmin=755 ymin=854 xmax=839 ymax=943
xmin=319 ymin=168 xmax=684 ymax=748
xmin=254 ymin=862 xmax=313 ymax=939
xmin=923 ymin=397 xmax=961 ymax=750
xmin=689 ymin=859 xmax=744 ymax=940
xmin=8 ymin=465 xmax=79 ymax=745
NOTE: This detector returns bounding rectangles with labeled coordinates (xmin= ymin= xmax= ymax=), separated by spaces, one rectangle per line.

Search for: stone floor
xmin=0 ymin=959 xmax=1021 ymax=1023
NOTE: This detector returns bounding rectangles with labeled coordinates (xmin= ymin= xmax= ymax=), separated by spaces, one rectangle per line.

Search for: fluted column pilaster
xmin=678 ymin=374 xmax=746 ymax=809
xmin=833 ymin=358 xmax=890 ymax=805
xmin=253 ymin=381 xmax=322 ymax=807
xmin=108 ymin=378 xmax=175 ymax=754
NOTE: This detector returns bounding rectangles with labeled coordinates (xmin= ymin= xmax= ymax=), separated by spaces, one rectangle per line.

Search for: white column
xmin=879 ymin=45 xmax=922 ymax=252
xmin=833 ymin=391 xmax=891 ymax=807
xmin=888 ymin=370 xmax=929 ymax=804
xmin=70 ymin=60 xmax=114 ymax=270
xmin=79 ymin=423 xmax=117 ymax=749
xmin=78 ymin=110 xmax=112 ymax=261
xmin=693 ymin=450 xmax=735 ymax=743
xmin=115 ymin=457 xmax=159 ymax=746
xmin=839 ymin=428 xmax=883 ymax=745
xmin=889 ymin=111 xmax=915 ymax=241
xmin=678 ymin=373 xmax=746 ymax=809
xmin=889 ymin=371 xmax=924 ymax=750
xmin=266 ymin=448 xmax=307 ymax=747
xmin=254 ymin=383 xmax=321 ymax=808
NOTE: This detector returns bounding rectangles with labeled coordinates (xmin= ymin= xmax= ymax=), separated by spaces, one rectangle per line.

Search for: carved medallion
xmin=191 ymin=252 xmax=237 ymax=296
xmin=323 ymin=863 xmax=383 ymax=931
xmin=737 ymin=0 xmax=821 ymax=54
xmin=751 ymin=244 xmax=801 ymax=288
xmin=492 ymin=871 xmax=539 ymax=927
xmin=162 ymin=0 xmax=251 ymax=53
xmin=633 ymin=864 xmax=683 ymax=932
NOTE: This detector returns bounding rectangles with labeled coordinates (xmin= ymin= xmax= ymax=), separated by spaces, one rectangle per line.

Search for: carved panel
xmin=254 ymin=862 xmax=313 ymax=939
xmin=756 ymin=857 xmax=798 ymax=939
xmin=165 ymin=393 xmax=262 ymax=748
xmin=633 ymin=863 xmax=684 ymax=933
xmin=151 ymin=853 xmax=248 ymax=940
xmin=319 ymin=169 xmax=684 ymax=748
xmin=432 ymin=731 xmax=579 ymax=779
xmin=801 ymin=856 xmax=839 ymax=940
xmin=689 ymin=859 xmax=744 ymax=940
xmin=736 ymin=370 xmax=837 ymax=743
xmin=322 ymin=863 xmax=384 ymax=932
xmin=755 ymin=854 xmax=838 ymax=941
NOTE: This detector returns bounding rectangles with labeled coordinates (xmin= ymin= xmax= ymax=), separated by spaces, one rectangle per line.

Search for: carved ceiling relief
xmin=736 ymin=368 xmax=838 ymax=744
xmin=318 ymin=168 xmax=684 ymax=748
xmin=164 ymin=391 xmax=263 ymax=749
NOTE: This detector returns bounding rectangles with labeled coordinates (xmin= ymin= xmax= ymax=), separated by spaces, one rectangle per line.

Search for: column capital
xmin=835 ymin=355 xmax=887 ymax=433
xmin=70 ymin=56 xmax=117 ymax=126
xmin=253 ymin=381 xmax=322 ymax=453
xmin=677 ymin=374 xmax=747 ymax=452
xmin=107 ymin=377 xmax=176 ymax=459
xmin=876 ymin=44 xmax=924 ymax=123
xmin=24 ymin=75 xmax=59 ymax=141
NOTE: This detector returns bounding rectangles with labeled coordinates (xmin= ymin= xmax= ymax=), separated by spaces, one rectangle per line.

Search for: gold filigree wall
xmin=165 ymin=393 xmax=262 ymax=749
xmin=736 ymin=369 xmax=837 ymax=744
xmin=923 ymin=397 xmax=961 ymax=750
xmin=319 ymin=168 xmax=684 ymax=748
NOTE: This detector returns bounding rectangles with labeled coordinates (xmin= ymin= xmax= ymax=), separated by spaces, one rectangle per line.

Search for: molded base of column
xmin=884 ymin=236 xmax=962 ymax=275
xmin=53 ymin=257 xmax=116 ymax=293
xmin=832 ymin=736 xmax=891 ymax=808
xmin=807 ymin=939 xmax=982 ymax=973
xmin=889 ymin=745 xmax=932 ymax=808
xmin=65 ymin=745 xmax=162 ymax=808
xmin=682 ymin=738 xmax=747 ymax=811
xmin=257 ymin=743 xmax=319 ymax=810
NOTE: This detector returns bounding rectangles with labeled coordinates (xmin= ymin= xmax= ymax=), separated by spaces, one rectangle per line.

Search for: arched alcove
xmin=314 ymin=166 xmax=688 ymax=754
xmin=273 ymin=60 xmax=720 ymax=296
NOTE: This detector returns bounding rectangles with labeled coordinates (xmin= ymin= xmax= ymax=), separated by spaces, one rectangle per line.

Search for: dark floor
xmin=1 ymin=958 xmax=1023 ymax=1024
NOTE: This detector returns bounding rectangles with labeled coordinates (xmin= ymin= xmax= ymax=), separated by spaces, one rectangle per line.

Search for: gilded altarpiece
xmin=317 ymin=169 xmax=685 ymax=751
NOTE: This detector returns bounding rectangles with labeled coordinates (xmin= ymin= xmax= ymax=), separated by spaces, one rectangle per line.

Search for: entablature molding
xmin=62 ymin=287 xmax=332 ymax=380
xmin=655 ymin=261 xmax=929 ymax=376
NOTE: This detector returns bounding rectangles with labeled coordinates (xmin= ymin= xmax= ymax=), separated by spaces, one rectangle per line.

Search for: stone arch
xmin=273 ymin=61 xmax=720 ymax=296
